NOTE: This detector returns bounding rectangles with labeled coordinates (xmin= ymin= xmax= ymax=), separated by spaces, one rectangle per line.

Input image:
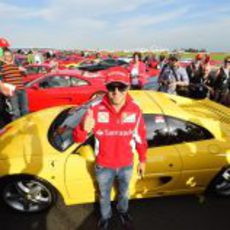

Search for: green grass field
xmin=115 ymin=51 xmax=230 ymax=61
xmin=182 ymin=52 xmax=230 ymax=61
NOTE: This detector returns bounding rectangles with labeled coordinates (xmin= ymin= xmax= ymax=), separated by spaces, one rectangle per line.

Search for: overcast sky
xmin=1 ymin=0 xmax=229 ymax=51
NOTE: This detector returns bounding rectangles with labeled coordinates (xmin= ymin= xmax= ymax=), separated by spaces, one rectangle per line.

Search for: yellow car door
xmin=165 ymin=116 xmax=228 ymax=192
xmin=64 ymin=143 xmax=97 ymax=204
xmin=130 ymin=114 xmax=183 ymax=199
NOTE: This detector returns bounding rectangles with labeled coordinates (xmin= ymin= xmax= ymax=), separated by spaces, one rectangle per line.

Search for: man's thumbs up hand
xmin=83 ymin=109 xmax=95 ymax=133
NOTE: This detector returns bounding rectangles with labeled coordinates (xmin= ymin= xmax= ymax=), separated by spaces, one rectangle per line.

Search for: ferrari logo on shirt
xmin=97 ymin=112 xmax=109 ymax=123
xmin=122 ymin=113 xmax=136 ymax=123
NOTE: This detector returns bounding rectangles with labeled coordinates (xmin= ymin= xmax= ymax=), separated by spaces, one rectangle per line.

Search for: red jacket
xmin=128 ymin=61 xmax=147 ymax=75
xmin=73 ymin=94 xmax=147 ymax=169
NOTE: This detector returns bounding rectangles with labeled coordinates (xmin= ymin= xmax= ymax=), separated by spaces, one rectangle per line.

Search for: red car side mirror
xmin=31 ymin=84 xmax=39 ymax=90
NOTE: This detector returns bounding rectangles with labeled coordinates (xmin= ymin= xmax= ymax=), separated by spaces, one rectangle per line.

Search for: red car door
xmin=69 ymin=76 xmax=104 ymax=105
xmin=27 ymin=75 xmax=74 ymax=112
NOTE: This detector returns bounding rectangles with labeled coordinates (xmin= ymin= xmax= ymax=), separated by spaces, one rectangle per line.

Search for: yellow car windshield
xmin=48 ymin=98 xmax=99 ymax=152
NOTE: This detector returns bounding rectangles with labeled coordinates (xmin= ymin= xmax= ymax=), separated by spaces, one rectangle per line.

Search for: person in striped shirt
xmin=0 ymin=48 xmax=28 ymax=121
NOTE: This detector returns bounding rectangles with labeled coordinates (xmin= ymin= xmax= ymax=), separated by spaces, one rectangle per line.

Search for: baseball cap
xmin=105 ymin=67 xmax=130 ymax=86
xmin=195 ymin=53 xmax=203 ymax=60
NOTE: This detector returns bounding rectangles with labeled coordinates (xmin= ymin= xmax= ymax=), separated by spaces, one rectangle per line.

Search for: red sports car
xmin=26 ymin=70 xmax=106 ymax=112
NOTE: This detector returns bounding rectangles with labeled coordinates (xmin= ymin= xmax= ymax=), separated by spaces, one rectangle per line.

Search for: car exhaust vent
xmin=180 ymin=101 xmax=230 ymax=125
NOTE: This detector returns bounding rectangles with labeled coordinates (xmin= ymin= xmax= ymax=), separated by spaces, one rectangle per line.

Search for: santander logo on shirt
xmin=96 ymin=129 xmax=133 ymax=137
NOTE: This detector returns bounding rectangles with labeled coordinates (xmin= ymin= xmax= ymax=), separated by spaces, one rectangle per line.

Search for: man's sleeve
xmin=72 ymin=112 xmax=89 ymax=143
xmin=0 ymin=65 xmax=4 ymax=80
xmin=181 ymin=68 xmax=189 ymax=84
xmin=158 ymin=67 xmax=167 ymax=83
xmin=134 ymin=111 xmax=148 ymax=162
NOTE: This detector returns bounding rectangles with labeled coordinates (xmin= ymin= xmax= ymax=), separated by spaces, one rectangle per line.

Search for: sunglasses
xmin=106 ymin=83 xmax=128 ymax=92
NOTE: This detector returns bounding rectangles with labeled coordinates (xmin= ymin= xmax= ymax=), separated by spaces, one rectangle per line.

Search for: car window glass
xmin=167 ymin=117 xmax=214 ymax=144
xmin=39 ymin=76 xmax=71 ymax=88
xmin=48 ymin=97 xmax=102 ymax=151
xmin=80 ymin=60 xmax=95 ymax=66
xmin=102 ymin=59 xmax=115 ymax=65
xmin=38 ymin=66 xmax=48 ymax=74
xmin=143 ymin=114 xmax=169 ymax=147
xmin=71 ymin=77 xmax=89 ymax=86
xmin=26 ymin=67 xmax=38 ymax=74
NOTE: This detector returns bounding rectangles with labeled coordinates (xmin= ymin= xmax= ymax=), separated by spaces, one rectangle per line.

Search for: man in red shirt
xmin=73 ymin=69 xmax=147 ymax=229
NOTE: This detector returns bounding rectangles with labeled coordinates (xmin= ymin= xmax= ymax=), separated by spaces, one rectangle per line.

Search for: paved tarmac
xmin=0 ymin=195 xmax=229 ymax=230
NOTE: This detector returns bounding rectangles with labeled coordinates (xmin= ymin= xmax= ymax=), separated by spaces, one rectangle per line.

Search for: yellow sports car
xmin=65 ymin=59 xmax=100 ymax=69
xmin=0 ymin=91 xmax=230 ymax=213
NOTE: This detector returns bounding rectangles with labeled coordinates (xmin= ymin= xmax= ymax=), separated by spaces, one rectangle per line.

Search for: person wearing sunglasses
xmin=213 ymin=56 xmax=230 ymax=106
xmin=73 ymin=69 xmax=147 ymax=230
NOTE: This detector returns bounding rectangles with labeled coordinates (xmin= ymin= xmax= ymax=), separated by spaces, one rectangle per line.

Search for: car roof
xmin=129 ymin=91 xmax=191 ymax=118
xmin=129 ymin=91 xmax=163 ymax=114
xmin=26 ymin=63 xmax=52 ymax=68
xmin=26 ymin=69 xmax=100 ymax=86
xmin=51 ymin=69 xmax=83 ymax=75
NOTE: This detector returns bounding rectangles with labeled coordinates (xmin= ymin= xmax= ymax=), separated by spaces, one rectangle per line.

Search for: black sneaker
xmin=97 ymin=218 xmax=110 ymax=230
xmin=119 ymin=212 xmax=133 ymax=226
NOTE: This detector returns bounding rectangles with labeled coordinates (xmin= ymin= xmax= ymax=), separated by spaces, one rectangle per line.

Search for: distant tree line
xmin=183 ymin=48 xmax=207 ymax=53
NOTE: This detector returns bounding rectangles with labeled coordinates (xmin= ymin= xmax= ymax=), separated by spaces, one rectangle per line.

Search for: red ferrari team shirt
xmin=73 ymin=94 xmax=148 ymax=169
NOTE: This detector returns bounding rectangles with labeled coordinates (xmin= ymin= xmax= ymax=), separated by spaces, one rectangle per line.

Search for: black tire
xmin=210 ymin=167 xmax=230 ymax=196
xmin=0 ymin=175 xmax=57 ymax=213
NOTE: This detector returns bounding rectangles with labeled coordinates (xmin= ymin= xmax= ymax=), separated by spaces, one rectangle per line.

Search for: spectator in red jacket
xmin=144 ymin=53 xmax=158 ymax=69
xmin=128 ymin=52 xmax=147 ymax=89
xmin=73 ymin=69 xmax=147 ymax=230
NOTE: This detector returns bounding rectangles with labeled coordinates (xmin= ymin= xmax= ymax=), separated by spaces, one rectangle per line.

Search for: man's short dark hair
xmin=168 ymin=55 xmax=179 ymax=62
xmin=3 ymin=48 xmax=12 ymax=54
xmin=133 ymin=52 xmax=142 ymax=61
xmin=224 ymin=56 xmax=230 ymax=64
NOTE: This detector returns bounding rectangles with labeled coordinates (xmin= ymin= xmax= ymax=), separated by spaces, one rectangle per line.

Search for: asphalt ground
xmin=0 ymin=194 xmax=229 ymax=230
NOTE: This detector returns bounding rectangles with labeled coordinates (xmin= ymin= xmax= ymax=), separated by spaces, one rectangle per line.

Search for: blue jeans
xmin=95 ymin=164 xmax=133 ymax=220
xmin=7 ymin=89 xmax=29 ymax=120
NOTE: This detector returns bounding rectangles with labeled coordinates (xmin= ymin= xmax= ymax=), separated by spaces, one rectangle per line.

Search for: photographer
xmin=213 ymin=56 xmax=230 ymax=106
xmin=158 ymin=55 xmax=189 ymax=95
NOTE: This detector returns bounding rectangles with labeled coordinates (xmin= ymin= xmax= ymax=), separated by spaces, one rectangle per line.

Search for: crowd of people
xmin=151 ymin=53 xmax=230 ymax=106
xmin=0 ymin=45 xmax=229 ymax=129
xmin=127 ymin=51 xmax=230 ymax=106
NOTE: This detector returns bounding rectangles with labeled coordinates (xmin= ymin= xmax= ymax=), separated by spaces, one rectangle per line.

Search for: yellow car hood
xmin=0 ymin=106 xmax=69 ymax=160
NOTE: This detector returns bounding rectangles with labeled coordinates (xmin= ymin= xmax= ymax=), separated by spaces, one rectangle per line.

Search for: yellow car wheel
xmin=211 ymin=168 xmax=230 ymax=196
xmin=1 ymin=176 xmax=57 ymax=213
